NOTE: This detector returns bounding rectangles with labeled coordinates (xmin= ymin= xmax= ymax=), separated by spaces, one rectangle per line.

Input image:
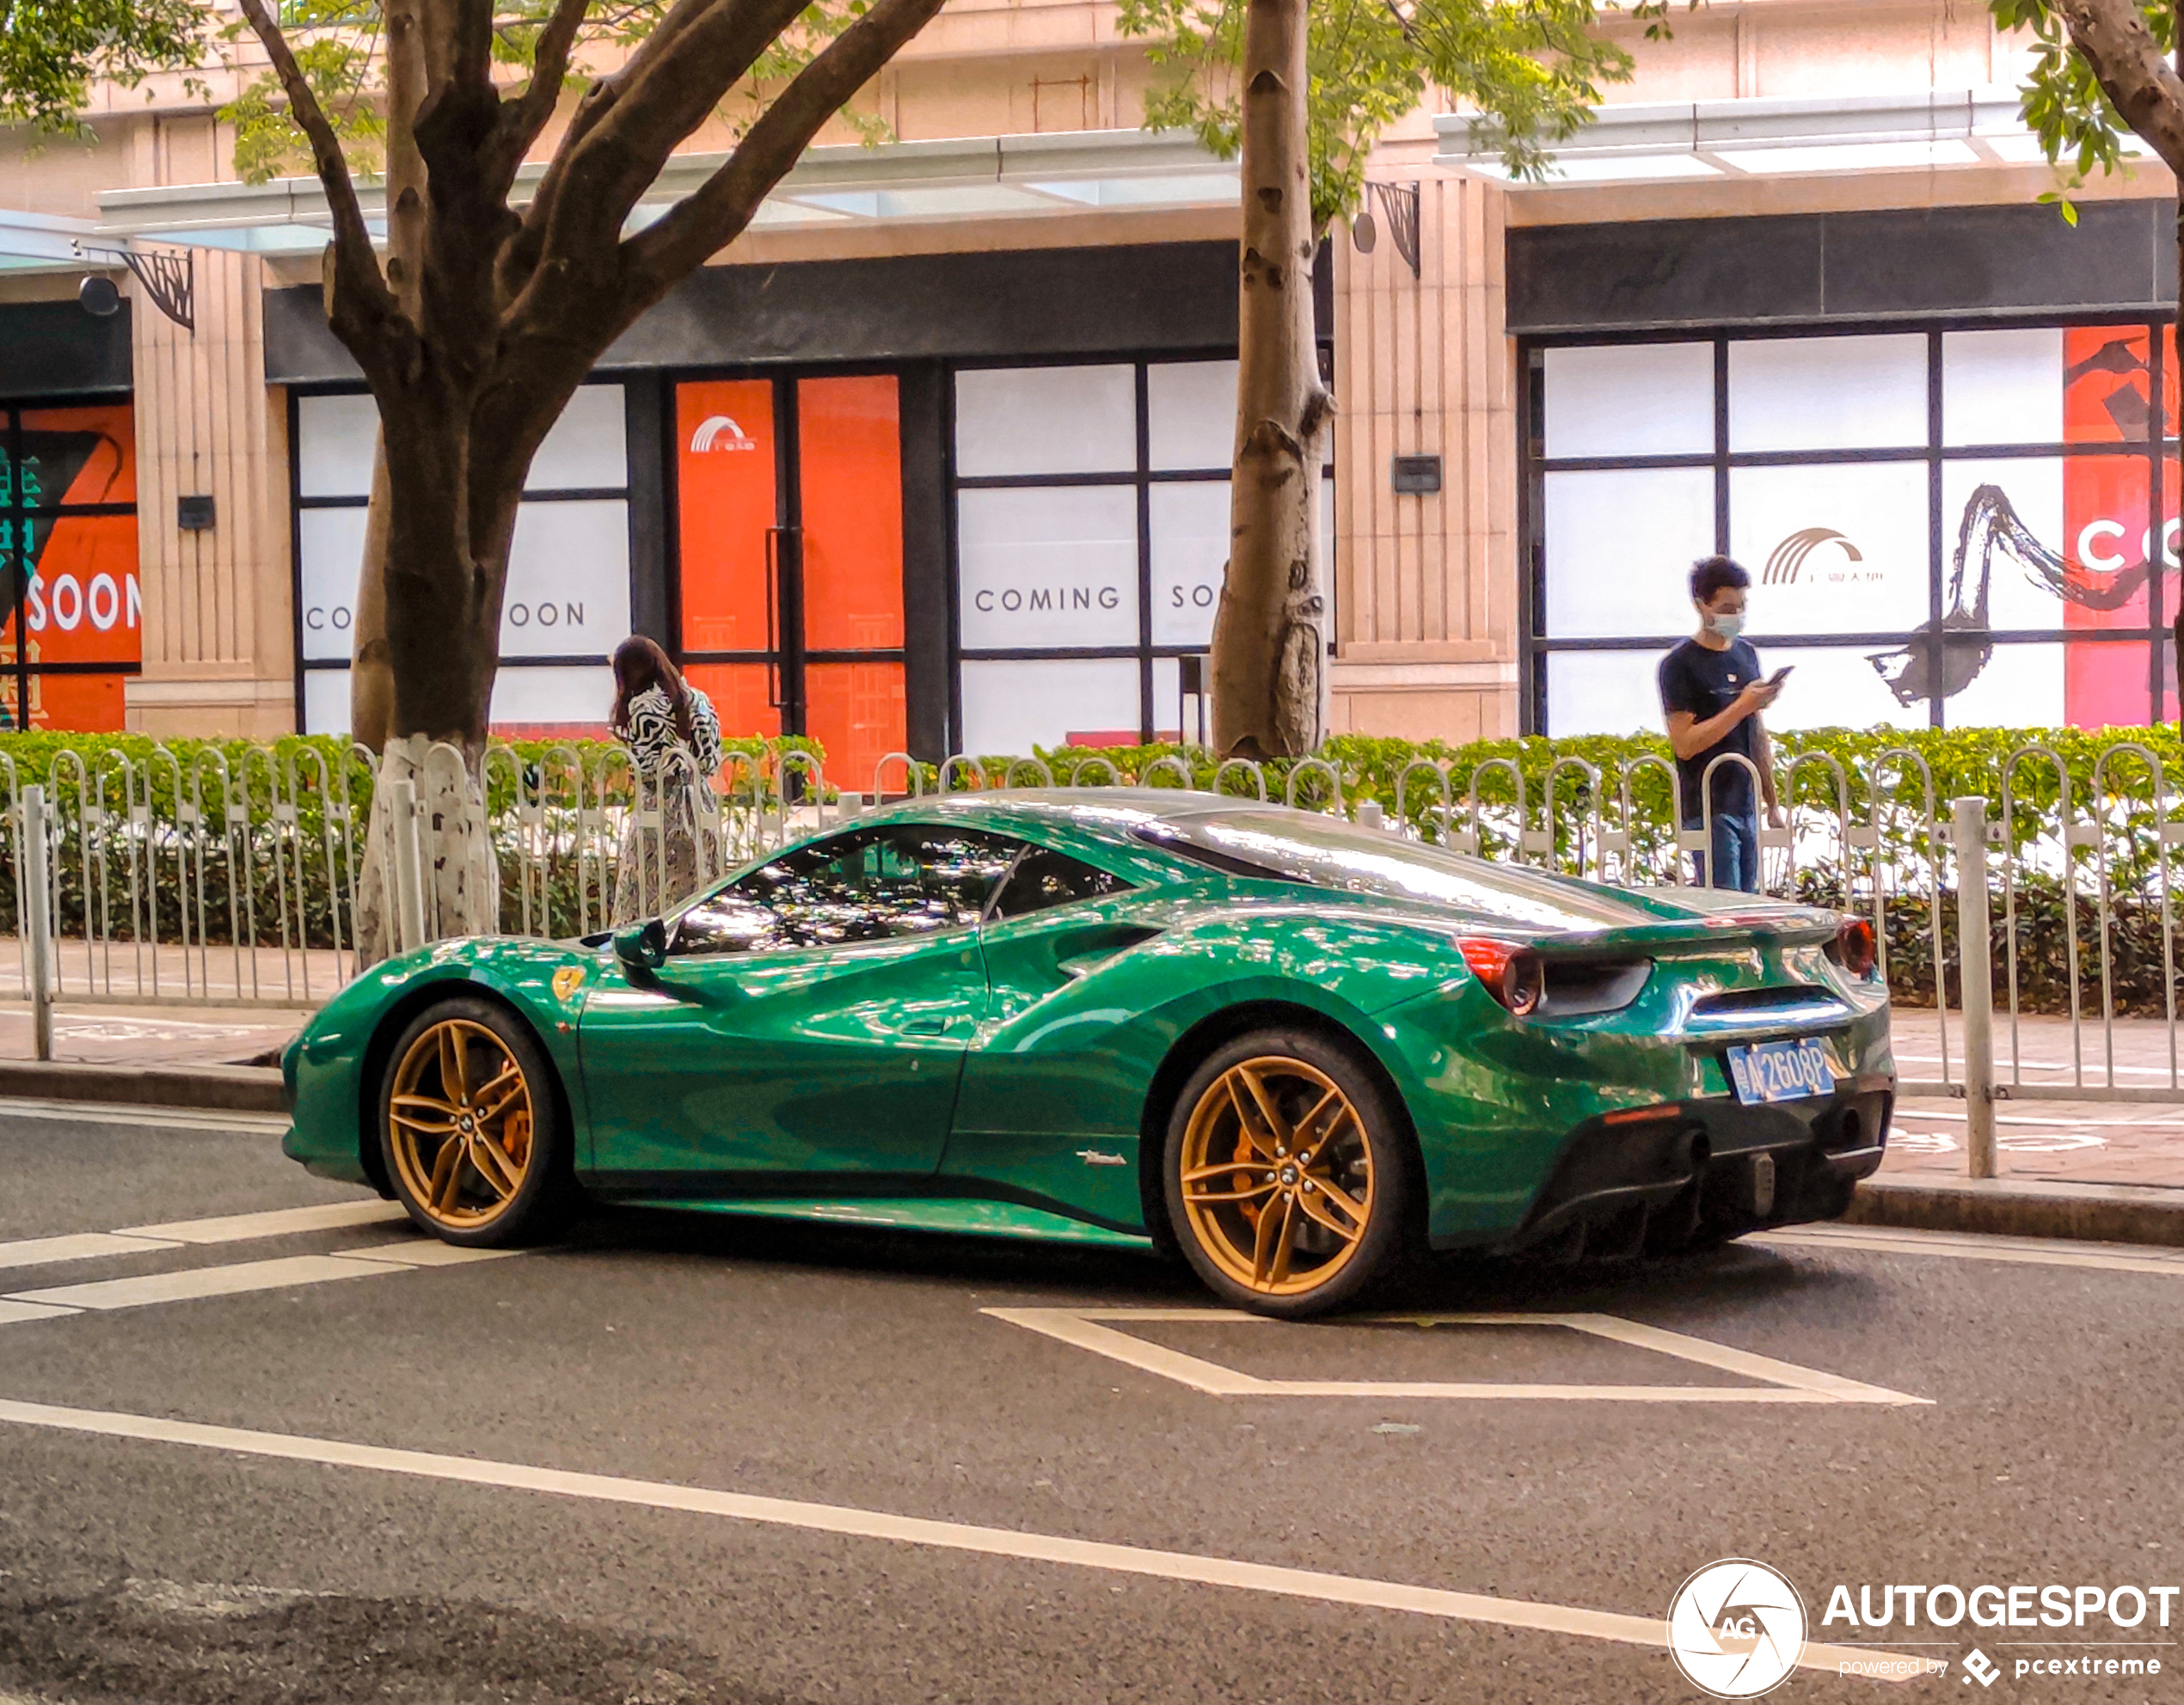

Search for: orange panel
xmin=676 ymin=381 xmax=777 ymax=653
xmin=798 ymin=376 xmax=905 ymax=652
xmin=16 ymin=403 xmax=136 ymax=506
xmin=805 ymin=660 xmax=906 ymax=797
xmin=28 ymin=672 xmax=127 ymax=733
xmin=0 ymin=515 xmax=143 ymax=668
xmin=683 ymin=662 xmax=782 ymax=744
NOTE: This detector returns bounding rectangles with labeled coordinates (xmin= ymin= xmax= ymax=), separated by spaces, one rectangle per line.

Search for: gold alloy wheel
xmin=387 ymin=1018 xmax=535 ymax=1231
xmin=1177 ymin=1055 xmax=1375 ymax=1297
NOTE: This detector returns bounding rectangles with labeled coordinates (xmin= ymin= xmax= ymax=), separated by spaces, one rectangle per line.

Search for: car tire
xmin=377 ymin=994 xmax=574 ymax=1248
xmin=1163 ymin=1027 xmax=1418 ymax=1320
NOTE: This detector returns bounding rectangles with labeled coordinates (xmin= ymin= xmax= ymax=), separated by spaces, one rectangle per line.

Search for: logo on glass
xmin=688 ymin=415 xmax=758 ymax=454
xmin=1668 ymin=1559 xmax=1808 ymax=1698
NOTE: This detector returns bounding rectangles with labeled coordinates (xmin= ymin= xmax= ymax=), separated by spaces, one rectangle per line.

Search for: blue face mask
xmin=1708 ymin=611 xmax=1745 ymax=641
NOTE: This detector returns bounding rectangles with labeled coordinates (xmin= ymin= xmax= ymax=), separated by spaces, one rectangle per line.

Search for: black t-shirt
xmin=1659 ymin=637 xmax=1763 ymax=821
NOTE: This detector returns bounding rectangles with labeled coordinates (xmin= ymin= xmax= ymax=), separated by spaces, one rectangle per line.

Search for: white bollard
xmin=387 ymin=776 xmax=427 ymax=955
xmin=21 ymin=785 xmax=52 ymax=1063
xmin=1949 ymin=795 xmax=1997 ymax=1180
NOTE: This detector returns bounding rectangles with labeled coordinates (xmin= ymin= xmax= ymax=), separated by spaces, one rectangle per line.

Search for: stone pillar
xmin=126 ymin=248 xmax=295 ymax=737
xmin=1328 ymin=170 xmax=1518 ymax=744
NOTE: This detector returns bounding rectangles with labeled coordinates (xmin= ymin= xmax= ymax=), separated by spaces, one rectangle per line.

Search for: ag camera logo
xmin=1668 ymin=1558 xmax=1808 ymax=1697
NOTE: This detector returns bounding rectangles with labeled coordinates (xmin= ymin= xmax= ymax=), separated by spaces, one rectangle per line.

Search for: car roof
xmin=877 ymin=788 xmax=1298 ymax=829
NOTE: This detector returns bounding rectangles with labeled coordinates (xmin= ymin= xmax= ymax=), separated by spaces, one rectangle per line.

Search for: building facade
xmin=0 ymin=0 xmax=2175 ymax=767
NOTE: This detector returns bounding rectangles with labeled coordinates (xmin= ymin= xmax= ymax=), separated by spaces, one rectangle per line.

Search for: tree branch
xmin=494 ymin=0 xmax=591 ymax=171
xmin=2051 ymin=0 xmax=2184 ymax=175
xmin=230 ymin=0 xmax=402 ymax=355
xmin=449 ymin=0 xmax=496 ymax=93
xmin=614 ymin=0 xmax=948 ymax=296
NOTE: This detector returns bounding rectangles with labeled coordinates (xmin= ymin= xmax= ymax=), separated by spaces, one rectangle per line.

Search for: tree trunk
xmin=347 ymin=0 xmax=426 ymax=754
xmin=1209 ymin=0 xmax=1332 ymax=761
xmin=348 ymin=436 xmax=395 ymax=751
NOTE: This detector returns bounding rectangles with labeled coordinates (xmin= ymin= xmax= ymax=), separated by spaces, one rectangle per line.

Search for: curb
xmin=1849 ymin=1174 xmax=2184 ymax=1249
xmin=0 ymin=1060 xmax=285 ymax=1115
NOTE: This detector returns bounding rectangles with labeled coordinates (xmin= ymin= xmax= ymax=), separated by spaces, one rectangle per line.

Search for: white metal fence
xmin=1 ymin=739 xmax=2176 ymax=1145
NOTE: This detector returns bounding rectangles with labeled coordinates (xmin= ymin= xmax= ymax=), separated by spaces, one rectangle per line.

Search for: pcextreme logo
xmin=1668 ymin=1559 xmax=1808 ymax=1697
xmin=689 ymin=414 xmax=758 ymax=453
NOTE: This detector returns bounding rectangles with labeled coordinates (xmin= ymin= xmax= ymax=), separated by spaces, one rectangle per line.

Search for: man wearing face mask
xmin=1658 ymin=555 xmax=1783 ymax=892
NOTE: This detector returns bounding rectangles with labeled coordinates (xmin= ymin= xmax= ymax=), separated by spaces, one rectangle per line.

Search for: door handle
xmin=900 ymin=1017 xmax=951 ymax=1036
xmin=764 ymin=527 xmax=783 ymax=709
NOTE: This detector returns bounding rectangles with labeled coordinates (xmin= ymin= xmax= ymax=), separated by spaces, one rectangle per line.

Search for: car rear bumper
xmin=1469 ymin=1076 xmax=1893 ymax=1259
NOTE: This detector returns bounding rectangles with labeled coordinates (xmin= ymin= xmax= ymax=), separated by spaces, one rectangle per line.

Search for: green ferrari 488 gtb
xmin=283 ymin=789 xmax=1893 ymax=1318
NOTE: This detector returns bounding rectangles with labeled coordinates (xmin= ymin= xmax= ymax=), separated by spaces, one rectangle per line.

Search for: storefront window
xmin=1528 ymin=324 xmax=2181 ymax=733
xmin=0 ymin=402 xmax=139 ymax=733
xmin=953 ymin=357 xmax=1295 ymax=754
xmin=295 ymin=385 xmax=629 ymax=738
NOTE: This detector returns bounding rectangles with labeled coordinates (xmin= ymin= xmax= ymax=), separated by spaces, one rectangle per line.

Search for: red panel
xmin=17 ymin=402 xmax=136 ymax=506
xmin=798 ymin=376 xmax=905 ymax=652
xmin=0 ymin=514 xmax=142 ymax=670
xmin=683 ymin=662 xmax=781 ymax=744
xmin=27 ymin=672 xmax=126 ymax=733
xmin=805 ymin=660 xmax=905 ymax=796
xmin=2059 ymin=329 xmax=2175 ymax=727
xmin=676 ymin=380 xmax=777 ymax=654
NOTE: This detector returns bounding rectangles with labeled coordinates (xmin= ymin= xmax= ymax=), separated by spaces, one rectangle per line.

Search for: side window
xmin=684 ymin=824 xmax=1021 ymax=952
xmin=671 ymin=890 xmax=791 ymax=957
xmin=986 ymin=846 xmax=1132 ymax=922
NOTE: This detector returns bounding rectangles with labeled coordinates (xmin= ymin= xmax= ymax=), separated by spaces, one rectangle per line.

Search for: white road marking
xmin=983 ymin=1308 xmax=1928 ymax=1406
xmin=0 ymin=1230 xmax=182 ymax=1273
xmin=6 ymin=1243 xmax=517 ymax=1313
xmin=121 ymin=1201 xmax=408 ymax=1244
xmin=0 ymin=1298 xmax=76 ymax=1325
xmin=0 ymin=1097 xmax=289 ymax=1132
xmin=0 ymin=1199 xmax=408 ymax=1284
xmin=1755 ymin=1224 xmax=2184 ymax=1277
xmin=0 ymin=1394 xmax=1912 ymax=1681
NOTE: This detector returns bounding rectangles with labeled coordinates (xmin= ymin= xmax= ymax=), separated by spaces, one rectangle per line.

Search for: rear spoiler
xmin=1532 ymin=910 xmax=1841 ymax=959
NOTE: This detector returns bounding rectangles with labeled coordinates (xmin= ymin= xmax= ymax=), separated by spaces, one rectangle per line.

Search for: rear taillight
xmin=1459 ymin=938 xmax=1543 ymax=1016
xmin=1830 ymin=917 xmax=1878 ymax=978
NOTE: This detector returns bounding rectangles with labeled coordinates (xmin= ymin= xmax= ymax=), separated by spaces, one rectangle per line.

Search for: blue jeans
xmin=1690 ymin=810 xmax=1760 ymax=892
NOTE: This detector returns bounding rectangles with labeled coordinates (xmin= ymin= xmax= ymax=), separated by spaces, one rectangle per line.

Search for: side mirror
xmin=613 ymin=917 xmax=669 ymax=971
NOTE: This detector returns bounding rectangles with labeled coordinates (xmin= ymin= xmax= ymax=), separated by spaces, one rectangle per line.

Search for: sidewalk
xmin=1883 ymin=1010 xmax=2184 ymax=1192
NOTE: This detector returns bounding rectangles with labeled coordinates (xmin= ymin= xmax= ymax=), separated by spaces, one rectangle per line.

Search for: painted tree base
xmin=354 ymin=735 xmax=500 ymax=967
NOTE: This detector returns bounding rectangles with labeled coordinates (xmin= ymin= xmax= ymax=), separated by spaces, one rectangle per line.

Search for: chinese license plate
xmin=1726 ymin=1037 xmax=1836 ymax=1105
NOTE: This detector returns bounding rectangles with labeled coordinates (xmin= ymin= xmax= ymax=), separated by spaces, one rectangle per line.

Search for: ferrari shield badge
xmin=552 ymin=966 xmax=586 ymax=1002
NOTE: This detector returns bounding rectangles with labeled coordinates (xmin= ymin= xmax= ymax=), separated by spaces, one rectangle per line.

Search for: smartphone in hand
xmin=1766 ymin=665 xmax=1794 ymax=689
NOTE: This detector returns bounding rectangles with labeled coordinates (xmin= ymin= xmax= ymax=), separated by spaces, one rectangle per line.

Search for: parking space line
xmin=984 ymin=1308 xmax=1929 ymax=1406
xmin=1754 ymin=1225 xmax=2184 ymax=1276
xmin=121 ymin=1201 xmax=408 ymax=1244
xmin=0 ymin=1299 xmax=77 ymax=1325
xmin=0 ymin=1394 xmax=1913 ymax=1681
xmin=6 ymin=1244 xmax=518 ymax=1313
xmin=0 ymin=1230 xmax=182 ymax=1273
xmin=0 ymin=1098 xmax=291 ymax=1132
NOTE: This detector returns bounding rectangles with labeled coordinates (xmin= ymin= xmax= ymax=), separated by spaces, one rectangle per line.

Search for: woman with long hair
xmin=609 ymin=635 xmax=724 ymax=922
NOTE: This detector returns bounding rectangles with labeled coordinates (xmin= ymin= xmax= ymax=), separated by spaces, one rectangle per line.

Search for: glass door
xmin=675 ymin=376 xmax=908 ymax=791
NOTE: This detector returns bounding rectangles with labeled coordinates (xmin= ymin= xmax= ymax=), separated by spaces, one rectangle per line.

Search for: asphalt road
xmin=2 ymin=1101 xmax=2181 ymax=1704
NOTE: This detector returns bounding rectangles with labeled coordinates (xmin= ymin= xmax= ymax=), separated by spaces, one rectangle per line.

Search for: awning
xmin=95 ymin=128 xmax=1240 ymax=254
xmin=1432 ymin=88 xmax=2154 ymax=187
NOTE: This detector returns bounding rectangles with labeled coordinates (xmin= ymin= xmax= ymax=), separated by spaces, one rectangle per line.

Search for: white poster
xmin=957 ymin=486 xmax=1138 ymax=649
xmin=1543 ymin=467 xmax=1716 ymax=640
xmin=1727 ymin=463 xmax=1930 ymax=636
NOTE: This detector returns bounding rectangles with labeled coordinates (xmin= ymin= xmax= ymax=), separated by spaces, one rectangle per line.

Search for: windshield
xmin=1137 ymin=809 xmax=1646 ymax=932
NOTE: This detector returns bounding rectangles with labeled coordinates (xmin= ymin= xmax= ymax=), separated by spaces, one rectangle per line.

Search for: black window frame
xmin=943 ymin=347 xmax=1257 ymax=750
xmin=1518 ymin=315 xmax=2178 ymax=735
xmin=287 ymin=381 xmax=647 ymax=733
